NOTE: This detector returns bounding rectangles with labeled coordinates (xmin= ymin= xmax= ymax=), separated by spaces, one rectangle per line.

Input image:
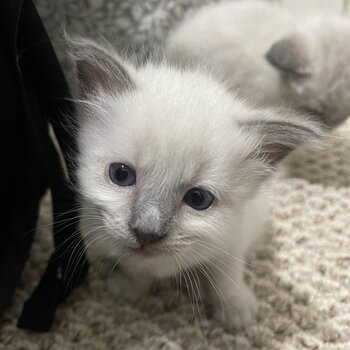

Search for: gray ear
xmin=69 ymin=38 xmax=135 ymax=95
xmin=266 ymin=37 xmax=311 ymax=76
xmin=240 ymin=115 xmax=325 ymax=168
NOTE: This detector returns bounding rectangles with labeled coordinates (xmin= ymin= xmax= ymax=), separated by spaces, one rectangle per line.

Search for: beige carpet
xmin=1 ymin=119 xmax=349 ymax=349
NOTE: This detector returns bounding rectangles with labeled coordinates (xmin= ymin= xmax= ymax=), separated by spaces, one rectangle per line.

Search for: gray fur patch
xmin=130 ymin=185 xmax=176 ymax=239
xmin=70 ymin=38 xmax=135 ymax=95
xmin=240 ymin=118 xmax=324 ymax=166
xmin=266 ymin=38 xmax=311 ymax=77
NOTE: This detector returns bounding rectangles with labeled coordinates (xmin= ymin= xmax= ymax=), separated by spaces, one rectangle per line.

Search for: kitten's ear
xmin=266 ymin=36 xmax=312 ymax=76
xmin=240 ymin=113 xmax=325 ymax=171
xmin=69 ymin=38 xmax=135 ymax=95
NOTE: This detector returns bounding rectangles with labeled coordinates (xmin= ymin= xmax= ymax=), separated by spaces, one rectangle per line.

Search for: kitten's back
xmin=167 ymin=1 xmax=350 ymax=127
xmin=166 ymin=1 xmax=296 ymax=107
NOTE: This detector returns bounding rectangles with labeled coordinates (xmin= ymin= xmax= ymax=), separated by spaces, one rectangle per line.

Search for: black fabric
xmin=0 ymin=0 xmax=89 ymax=331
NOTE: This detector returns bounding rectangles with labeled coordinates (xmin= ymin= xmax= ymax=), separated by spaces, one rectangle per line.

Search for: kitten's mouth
xmin=129 ymin=245 xmax=159 ymax=257
xmin=128 ymin=238 xmax=174 ymax=257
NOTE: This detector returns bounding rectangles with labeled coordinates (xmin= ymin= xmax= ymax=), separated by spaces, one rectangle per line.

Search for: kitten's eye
xmin=109 ymin=163 xmax=136 ymax=186
xmin=183 ymin=187 xmax=214 ymax=210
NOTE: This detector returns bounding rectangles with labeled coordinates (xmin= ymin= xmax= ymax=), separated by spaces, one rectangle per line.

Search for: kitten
xmin=71 ymin=38 xmax=324 ymax=330
xmin=166 ymin=0 xmax=350 ymax=128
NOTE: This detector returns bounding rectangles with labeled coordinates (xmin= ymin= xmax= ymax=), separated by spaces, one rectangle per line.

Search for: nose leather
xmin=133 ymin=228 xmax=164 ymax=247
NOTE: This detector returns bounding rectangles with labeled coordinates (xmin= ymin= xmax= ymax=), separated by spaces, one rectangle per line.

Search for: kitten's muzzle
xmin=132 ymin=227 xmax=166 ymax=248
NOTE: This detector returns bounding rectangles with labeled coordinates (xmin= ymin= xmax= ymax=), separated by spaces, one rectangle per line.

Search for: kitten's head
xmin=72 ymin=39 xmax=324 ymax=275
xmin=266 ymin=17 xmax=350 ymax=128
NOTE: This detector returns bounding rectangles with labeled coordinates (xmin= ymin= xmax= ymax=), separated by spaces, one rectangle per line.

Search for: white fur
xmin=74 ymin=40 xmax=323 ymax=330
xmin=166 ymin=1 xmax=295 ymax=107
xmin=166 ymin=0 xmax=350 ymax=127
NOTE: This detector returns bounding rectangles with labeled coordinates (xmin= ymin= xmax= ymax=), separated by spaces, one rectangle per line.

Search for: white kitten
xmin=166 ymin=0 xmax=350 ymax=127
xmin=71 ymin=38 xmax=324 ymax=330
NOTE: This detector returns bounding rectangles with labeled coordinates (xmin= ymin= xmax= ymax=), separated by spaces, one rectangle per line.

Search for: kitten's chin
xmin=126 ymin=249 xmax=188 ymax=279
xmin=121 ymin=243 xmax=204 ymax=278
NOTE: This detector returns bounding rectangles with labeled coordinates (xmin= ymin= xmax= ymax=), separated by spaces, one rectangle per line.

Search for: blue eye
xmin=183 ymin=187 xmax=214 ymax=210
xmin=109 ymin=163 xmax=136 ymax=186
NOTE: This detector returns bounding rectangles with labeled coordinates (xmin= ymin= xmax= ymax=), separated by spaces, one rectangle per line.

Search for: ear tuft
xmin=240 ymin=113 xmax=326 ymax=168
xmin=266 ymin=37 xmax=311 ymax=76
xmin=68 ymin=37 xmax=135 ymax=96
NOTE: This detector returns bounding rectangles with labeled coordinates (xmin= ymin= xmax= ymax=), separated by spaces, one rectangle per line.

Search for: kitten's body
xmin=73 ymin=38 xmax=323 ymax=330
xmin=166 ymin=1 xmax=350 ymax=127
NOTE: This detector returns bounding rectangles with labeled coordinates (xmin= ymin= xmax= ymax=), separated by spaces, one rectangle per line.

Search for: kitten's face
xmin=267 ymin=17 xmax=350 ymax=127
xmin=73 ymin=39 xmax=323 ymax=275
xmin=77 ymin=66 xmax=256 ymax=270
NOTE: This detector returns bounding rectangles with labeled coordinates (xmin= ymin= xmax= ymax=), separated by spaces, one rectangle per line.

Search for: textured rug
xmin=1 ymin=1 xmax=350 ymax=349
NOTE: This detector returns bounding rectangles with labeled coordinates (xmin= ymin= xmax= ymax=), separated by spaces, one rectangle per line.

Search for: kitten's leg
xmin=204 ymin=258 xmax=258 ymax=330
xmin=108 ymin=265 xmax=153 ymax=303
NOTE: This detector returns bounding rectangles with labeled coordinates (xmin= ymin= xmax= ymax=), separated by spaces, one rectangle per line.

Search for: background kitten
xmin=72 ymin=38 xmax=324 ymax=330
xmin=166 ymin=0 xmax=350 ymax=128
xmin=266 ymin=16 xmax=350 ymax=128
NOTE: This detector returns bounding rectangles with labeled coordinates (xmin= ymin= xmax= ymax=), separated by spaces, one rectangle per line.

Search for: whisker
xmin=190 ymin=252 xmax=229 ymax=311
xmin=63 ymin=225 xmax=106 ymax=282
xmin=107 ymin=252 xmax=129 ymax=288
xmin=194 ymin=240 xmax=256 ymax=268
xmin=193 ymin=249 xmax=240 ymax=292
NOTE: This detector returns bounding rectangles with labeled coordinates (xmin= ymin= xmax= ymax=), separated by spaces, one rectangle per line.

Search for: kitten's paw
xmin=213 ymin=284 xmax=258 ymax=330
xmin=108 ymin=271 xmax=151 ymax=303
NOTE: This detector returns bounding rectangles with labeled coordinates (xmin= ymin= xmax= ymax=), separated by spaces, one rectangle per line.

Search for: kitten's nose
xmin=132 ymin=228 xmax=164 ymax=247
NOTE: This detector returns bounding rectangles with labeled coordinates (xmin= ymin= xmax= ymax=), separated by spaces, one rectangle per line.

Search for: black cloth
xmin=0 ymin=0 xmax=88 ymax=331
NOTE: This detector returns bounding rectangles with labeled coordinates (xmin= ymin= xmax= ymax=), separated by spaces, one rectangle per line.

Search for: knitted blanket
xmin=1 ymin=1 xmax=349 ymax=349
